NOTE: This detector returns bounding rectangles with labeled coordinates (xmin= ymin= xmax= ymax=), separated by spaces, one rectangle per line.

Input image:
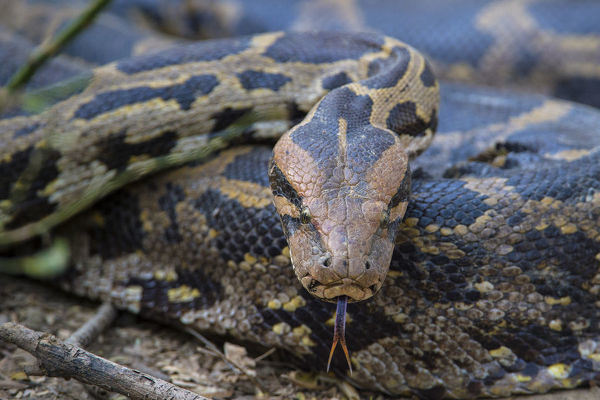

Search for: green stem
xmin=5 ymin=0 xmax=112 ymax=92
xmin=0 ymin=237 xmax=70 ymax=278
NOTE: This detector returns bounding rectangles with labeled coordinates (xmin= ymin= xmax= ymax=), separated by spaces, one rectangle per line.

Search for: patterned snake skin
xmin=1 ymin=1 xmax=600 ymax=398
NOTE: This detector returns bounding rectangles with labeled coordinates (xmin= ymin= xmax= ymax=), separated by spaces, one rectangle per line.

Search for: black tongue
xmin=326 ymin=295 xmax=352 ymax=374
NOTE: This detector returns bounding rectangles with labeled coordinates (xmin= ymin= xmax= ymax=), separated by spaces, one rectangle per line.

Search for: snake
xmin=1 ymin=1 xmax=600 ymax=398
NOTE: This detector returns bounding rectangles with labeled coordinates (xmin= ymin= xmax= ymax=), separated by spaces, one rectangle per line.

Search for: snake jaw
xmin=301 ymin=275 xmax=380 ymax=302
xmin=285 ymin=219 xmax=396 ymax=302
xmin=281 ymin=192 xmax=397 ymax=302
xmin=327 ymin=295 xmax=352 ymax=374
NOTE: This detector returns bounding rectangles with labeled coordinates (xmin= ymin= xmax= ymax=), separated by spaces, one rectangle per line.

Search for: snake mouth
xmin=301 ymin=276 xmax=380 ymax=302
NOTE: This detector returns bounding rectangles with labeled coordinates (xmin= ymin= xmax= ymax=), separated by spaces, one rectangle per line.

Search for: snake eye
xmin=300 ymin=206 xmax=311 ymax=224
xmin=380 ymin=212 xmax=390 ymax=229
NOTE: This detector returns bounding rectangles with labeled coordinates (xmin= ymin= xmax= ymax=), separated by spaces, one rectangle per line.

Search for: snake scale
xmin=1 ymin=0 xmax=600 ymax=398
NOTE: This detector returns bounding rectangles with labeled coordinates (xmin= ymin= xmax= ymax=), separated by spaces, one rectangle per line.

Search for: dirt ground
xmin=0 ymin=275 xmax=598 ymax=400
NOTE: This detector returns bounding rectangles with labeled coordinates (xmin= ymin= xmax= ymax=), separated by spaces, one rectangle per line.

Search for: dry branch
xmin=66 ymin=302 xmax=117 ymax=347
xmin=25 ymin=302 xmax=118 ymax=376
xmin=0 ymin=322 xmax=209 ymax=400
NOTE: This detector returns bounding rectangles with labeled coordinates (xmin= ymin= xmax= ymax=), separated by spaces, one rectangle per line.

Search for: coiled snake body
xmin=1 ymin=1 xmax=600 ymax=398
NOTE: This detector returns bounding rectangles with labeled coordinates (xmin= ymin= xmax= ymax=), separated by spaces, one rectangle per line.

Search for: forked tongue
xmin=327 ymin=295 xmax=352 ymax=374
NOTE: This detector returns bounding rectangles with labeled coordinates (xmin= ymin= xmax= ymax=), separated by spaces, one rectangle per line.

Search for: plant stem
xmin=5 ymin=0 xmax=112 ymax=92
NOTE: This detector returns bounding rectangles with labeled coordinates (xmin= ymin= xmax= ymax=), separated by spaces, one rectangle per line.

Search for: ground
xmin=0 ymin=275 xmax=598 ymax=400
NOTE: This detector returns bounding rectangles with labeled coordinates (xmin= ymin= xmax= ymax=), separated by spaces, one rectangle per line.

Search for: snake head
xmin=269 ymin=120 xmax=411 ymax=302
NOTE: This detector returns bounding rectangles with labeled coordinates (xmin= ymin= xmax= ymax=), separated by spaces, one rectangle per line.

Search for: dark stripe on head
xmin=280 ymin=212 xmax=321 ymax=241
xmin=420 ymin=61 xmax=436 ymax=87
xmin=322 ymin=72 xmax=352 ymax=90
xmin=289 ymin=86 xmax=400 ymax=175
xmin=14 ymin=122 xmax=41 ymax=138
xmin=290 ymin=87 xmax=374 ymax=168
xmin=116 ymin=37 xmax=251 ymax=74
xmin=386 ymin=101 xmax=430 ymax=136
xmin=97 ymin=130 xmax=178 ymax=171
xmin=268 ymin=161 xmax=303 ymax=209
xmin=280 ymin=214 xmax=302 ymax=237
xmin=387 ymin=165 xmax=411 ymax=240
xmin=388 ymin=168 xmax=412 ymax=211
xmin=346 ymin=125 xmax=396 ymax=174
xmin=289 ymin=120 xmax=338 ymax=170
xmin=73 ymin=75 xmax=219 ymax=119
xmin=333 ymin=87 xmax=374 ymax=130
xmin=365 ymin=46 xmax=410 ymax=89
xmin=263 ymin=32 xmax=383 ymax=63
xmin=237 ymin=70 xmax=291 ymax=91
xmin=210 ymin=107 xmax=252 ymax=133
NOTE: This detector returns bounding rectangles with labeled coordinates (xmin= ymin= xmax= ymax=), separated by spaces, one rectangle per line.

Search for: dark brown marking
xmin=13 ymin=122 xmax=41 ymax=138
xmin=73 ymin=75 xmax=219 ymax=119
xmin=322 ymin=72 xmax=352 ymax=90
xmin=0 ymin=146 xmax=34 ymax=198
xmin=88 ymin=190 xmax=144 ymax=259
xmin=237 ymin=70 xmax=291 ymax=91
xmin=4 ymin=147 xmax=61 ymax=229
xmin=263 ymin=32 xmax=384 ymax=63
xmin=116 ymin=37 xmax=251 ymax=74
xmin=97 ymin=130 xmax=178 ymax=171
xmin=420 ymin=61 xmax=436 ymax=87
xmin=365 ymin=46 xmax=410 ymax=89
xmin=386 ymin=101 xmax=430 ymax=136
xmin=210 ymin=107 xmax=252 ymax=133
xmin=158 ymin=183 xmax=185 ymax=244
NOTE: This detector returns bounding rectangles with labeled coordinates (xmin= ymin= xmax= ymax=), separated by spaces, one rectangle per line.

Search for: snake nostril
xmin=308 ymin=279 xmax=319 ymax=292
xmin=365 ymin=261 xmax=371 ymax=270
xmin=370 ymin=284 xmax=378 ymax=293
xmin=323 ymin=257 xmax=331 ymax=268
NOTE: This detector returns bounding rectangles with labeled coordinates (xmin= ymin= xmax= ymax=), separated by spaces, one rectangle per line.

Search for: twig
xmin=254 ymin=347 xmax=276 ymax=363
xmin=4 ymin=0 xmax=112 ymax=92
xmin=66 ymin=302 xmax=117 ymax=347
xmin=184 ymin=328 xmax=240 ymax=373
xmin=0 ymin=322 xmax=209 ymax=400
xmin=25 ymin=302 xmax=118 ymax=376
xmin=184 ymin=327 xmax=267 ymax=394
